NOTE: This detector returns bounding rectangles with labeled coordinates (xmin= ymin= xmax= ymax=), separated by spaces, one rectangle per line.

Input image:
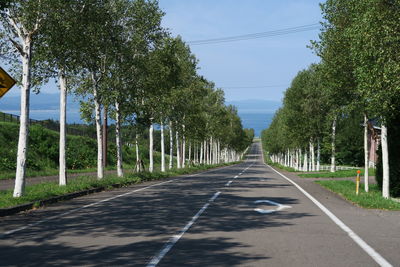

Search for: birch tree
xmin=0 ymin=0 xmax=53 ymax=197
xmin=349 ymin=0 xmax=400 ymax=198
xmin=74 ymin=1 xmax=119 ymax=180
xmin=32 ymin=0 xmax=92 ymax=185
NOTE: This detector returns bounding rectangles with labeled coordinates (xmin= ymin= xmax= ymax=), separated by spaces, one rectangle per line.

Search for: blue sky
xmin=158 ymin=0 xmax=323 ymax=102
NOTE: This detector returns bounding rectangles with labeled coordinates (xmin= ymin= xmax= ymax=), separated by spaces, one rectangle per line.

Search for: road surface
xmin=0 ymin=143 xmax=398 ymax=266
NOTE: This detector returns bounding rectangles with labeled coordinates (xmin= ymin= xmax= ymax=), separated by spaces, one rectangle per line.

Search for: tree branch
xmin=8 ymin=37 xmax=23 ymax=55
xmin=5 ymin=10 xmax=24 ymax=41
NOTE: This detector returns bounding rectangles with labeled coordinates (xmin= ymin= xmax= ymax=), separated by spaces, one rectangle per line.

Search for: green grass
xmin=0 ymin=162 xmax=236 ymax=209
xmin=269 ymin=162 xmax=297 ymax=172
xmin=299 ymin=168 xmax=375 ymax=178
xmin=316 ymin=180 xmax=400 ymax=210
xmin=262 ymin=150 xmax=298 ymax=172
xmin=0 ymin=166 xmax=124 ymax=180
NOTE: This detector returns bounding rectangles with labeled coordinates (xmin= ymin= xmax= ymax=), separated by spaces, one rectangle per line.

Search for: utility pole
xmin=102 ymin=106 xmax=108 ymax=168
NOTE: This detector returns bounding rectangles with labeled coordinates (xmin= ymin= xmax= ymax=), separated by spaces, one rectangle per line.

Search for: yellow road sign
xmin=0 ymin=67 xmax=16 ymax=98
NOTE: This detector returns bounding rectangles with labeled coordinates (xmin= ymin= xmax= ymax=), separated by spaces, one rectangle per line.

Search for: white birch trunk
xmin=200 ymin=141 xmax=204 ymax=164
xmin=208 ymin=139 xmax=211 ymax=165
xmin=303 ymin=151 xmax=308 ymax=172
xmin=169 ymin=121 xmax=173 ymax=169
xmin=115 ymin=101 xmax=123 ymax=177
xmin=161 ymin=121 xmax=165 ymax=172
xmin=213 ymin=139 xmax=217 ymax=164
xmin=193 ymin=143 xmax=195 ymax=164
xmin=182 ymin=125 xmax=186 ymax=168
xmin=381 ymin=123 xmax=390 ymax=199
xmin=317 ymin=140 xmax=320 ymax=172
xmin=290 ymin=149 xmax=293 ymax=167
xmin=149 ymin=123 xmax=154 ymax=172
xmin=58 ymin=68 xmax=67 ymax=186
xmin=209 ymin=140 xmax=212 ymax=164
xmin=182 ymin=136 xmax=186 ymax=168
xmin=309 ymin=143 xmax=312 ymax=170
xmin=205 ymin=140 xmax=208 ymax=164
xmin=290 ymin=150 xmax=296 ymax=169
xmin=330 ymin=117 xmax=337 ymax=173
xmin=188 ymin=141 xmax=191 ymax=165
xmin=195 ymin=143 xmax=198 ymax=164
xmin=363 ymin=114 xmax=369 ymax=192
xmin=135 ymin=133 xmax=140 ymax=164
xmin=176 ymin=130 xmax=181 ymax=168
xmin=287 ymin=151 xmax=290 ymax=167
xmin=211 ymin=138 xmax=214 ymax=164
xmin=299 ymin=149 xmax=302 ymax=171
xmin=217 ymin=140 xmax=221 ymax=164
xmin=14 ymin=38 xmax=32 ymax=197
xmin=93 ymin=75 xmax=104 ymax=180
xmin=223 ymin=148 xmax=227 ymax=163
xmin=212 ymin=139 xmax=215 ymax=164
xmin=310 ymin=140 xmax=315 ymax=171
xmin=284 ymin=152 xmax=287 ymax=166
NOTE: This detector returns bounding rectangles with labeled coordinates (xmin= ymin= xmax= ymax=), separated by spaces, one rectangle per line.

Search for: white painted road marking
xmin=268 ymin=165 xmax=392 ymax=267
xmin=254 ymin=200 xmax=292 ymax=214
xmin=147 ymin=191 xmax=221 ymax=267
xmin=225 ymin=180 xmax=233 ymax=186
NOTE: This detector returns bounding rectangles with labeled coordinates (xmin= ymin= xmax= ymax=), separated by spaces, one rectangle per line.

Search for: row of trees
xmin=0 ymin=0 xmax=251 ymax=198
xmin=262 ymin=0 xmax=400 ymax=198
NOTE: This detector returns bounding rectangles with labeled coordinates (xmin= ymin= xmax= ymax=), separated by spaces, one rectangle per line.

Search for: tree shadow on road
xmin=0 ymin=159 xmax=313 ymax=266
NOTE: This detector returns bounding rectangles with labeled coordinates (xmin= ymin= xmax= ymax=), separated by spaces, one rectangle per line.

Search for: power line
xmin=187 ymin=23 xmax=320 ymax=45
xmin=220 ymin=84 xmax=288 ymax=89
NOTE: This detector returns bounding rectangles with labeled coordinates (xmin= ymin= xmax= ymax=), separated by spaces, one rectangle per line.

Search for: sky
xmin=158 ymin=0 xmax=323 ymax=102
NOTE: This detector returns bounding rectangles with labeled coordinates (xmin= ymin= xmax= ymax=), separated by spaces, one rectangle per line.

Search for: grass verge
xmin=0 ymin=166 xmax=125 ymax=181
xmin=316 ymin=180 xmax=400 ymax=210
xmin=299 ymin=168 xmax=375 ymax=178
xmin=262 ymin=150 xmax=297 ymax=172
xmin=0 ymin=163 xmax=235 ymax=209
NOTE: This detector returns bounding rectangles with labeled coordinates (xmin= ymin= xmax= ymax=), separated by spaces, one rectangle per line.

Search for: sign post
xmin=0 ymin=67 xmax=16 ymax=98
xmin=356 ymin=170 xmax=361 ymax=195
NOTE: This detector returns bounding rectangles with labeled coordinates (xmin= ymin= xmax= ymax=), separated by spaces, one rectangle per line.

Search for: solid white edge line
xmin=146 ymin=191 xmax=221 ymax=267
xmin=268 ymin=165 xmax=392 ymax=267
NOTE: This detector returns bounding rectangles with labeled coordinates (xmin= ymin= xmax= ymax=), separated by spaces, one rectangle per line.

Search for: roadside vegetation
xmin=262 ymin=0 xmax=400 ymax=200
xmin=316 ymin=181 xmax=400 ymax=211
xmin=299 ymin=169 xmax=376 ymax=179
xmin=0 ymin=121 xmax=177 ymax=180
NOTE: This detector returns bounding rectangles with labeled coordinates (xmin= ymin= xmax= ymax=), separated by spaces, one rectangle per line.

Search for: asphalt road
xmin=0 ymin=143 xmax=398 ymax=266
